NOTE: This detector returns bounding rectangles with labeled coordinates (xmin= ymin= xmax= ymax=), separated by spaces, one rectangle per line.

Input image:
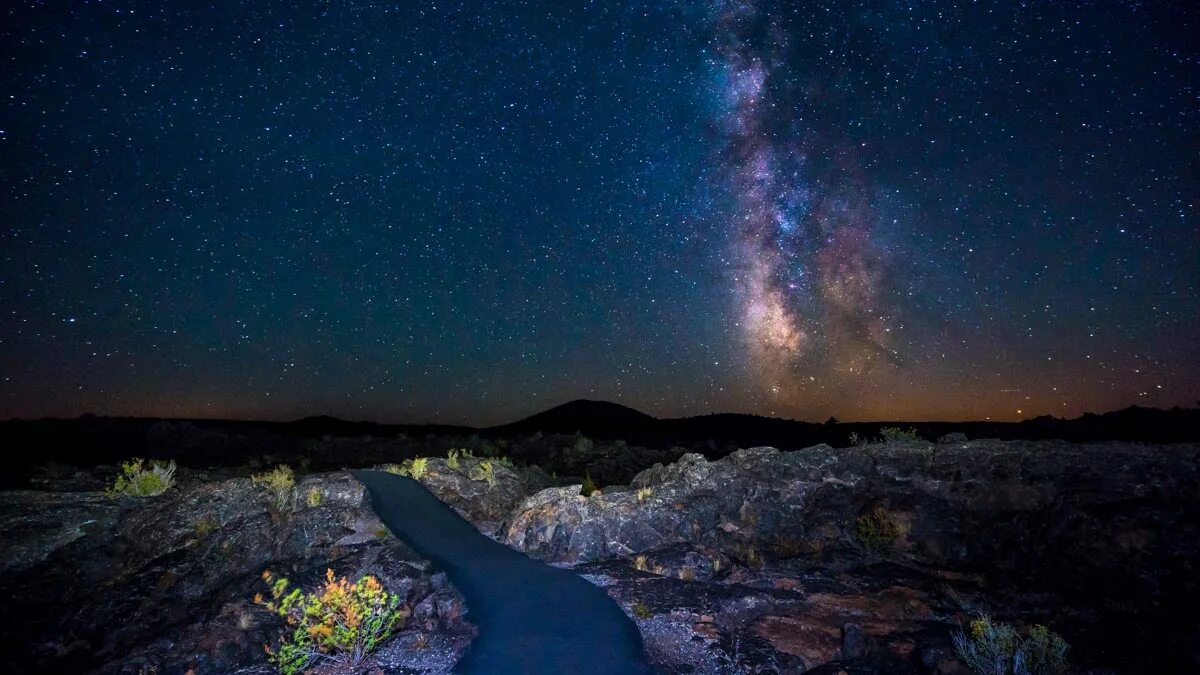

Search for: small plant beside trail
xmin=106 ymin=458 xmax=176 ymax=497
xmin=446 ymin=449 xmax=462 ymax=470
xmin=635 ymin=487 xmax=652 ymax=503
xmin=409 ymin=457 xmax=429 ymax=480
xmin=953 ymin=616 xmax=1069 ymax=675
xmin=630 ymin=602 xmax=653 ymax=620
xmin=255 ymin=569 xmax=408 ymax=674
xmin=252 ymin=465 xmax=295 ymax=509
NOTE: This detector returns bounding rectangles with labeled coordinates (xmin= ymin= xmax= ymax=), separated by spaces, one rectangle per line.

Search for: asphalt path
xmin=353 ymin=470 xmax=655 ymax=674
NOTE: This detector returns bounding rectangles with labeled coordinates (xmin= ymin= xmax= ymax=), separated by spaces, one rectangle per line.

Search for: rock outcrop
xmin=0 ymin=472 xmax=473 ymax=674
xmin=397 ymin=456 xmax=553 ymax=536
xmin=504 ymin=440 xmax=1200 ymax=672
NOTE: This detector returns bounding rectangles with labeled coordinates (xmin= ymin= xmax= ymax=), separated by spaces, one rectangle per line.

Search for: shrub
xmin=194 ymin=515 xmax=219 ymax=538
xmin=409 ymin=457 xmax=429 ymax=480
xmin=635 ymin=487 xmax=652 ymax=503
xmin=305 ymin=488 xmax=323 ymax=508
xmin=446 ymin=449 xmax=462 ymax=471
xmin=953 ymin=616 xmax=1069 ymax=675
xmin=734 ymin=544 xmax=763 ymax=569
xmin=382 ymin=463 xmax=409 ymax=477
xmin=572 ymin=434 xmax=594 ymax=456
xmin=252 ymin=465 xmax=295 ymax=509
xmin=630 ymin=602 xmax=653 ymax=620
xmin=255 ymin=569 xmax=408 ymax=674
xmin=855 ymin=506 xmax=900 ymax=554
xmin=879 ymin=426 xmax=919 ymax=443
xmin=470 ymin=460 xmax=496 ymax=488
xmin=106 ymin=458 xmax=176 ymax=497
xmin=580 ymin=472 xmax=598 ymax=497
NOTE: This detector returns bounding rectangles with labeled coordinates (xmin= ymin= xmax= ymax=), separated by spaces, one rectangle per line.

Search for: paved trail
xmin=353 ymin=470 xmax=655 ymax=674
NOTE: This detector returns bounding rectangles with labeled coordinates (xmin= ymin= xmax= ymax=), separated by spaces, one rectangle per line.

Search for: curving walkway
xmin=352 ymin=470 xmax=655 ymax=675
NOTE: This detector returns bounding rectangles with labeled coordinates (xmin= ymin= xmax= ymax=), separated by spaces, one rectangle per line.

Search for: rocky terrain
xmin=0 ymin=470 xmax=476 ymax=674
xmin=1 ymin=437 xmax=1197 ymax=673
xmin=506 ymin=440 xmax=1200 ymax=673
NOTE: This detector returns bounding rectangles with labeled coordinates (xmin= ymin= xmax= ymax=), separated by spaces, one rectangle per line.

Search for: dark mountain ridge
xmin=3 ymin=400 xmax=1198 ymax=484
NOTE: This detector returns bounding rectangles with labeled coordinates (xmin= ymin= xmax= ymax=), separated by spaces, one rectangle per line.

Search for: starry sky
xmin=1 ymin=1 xmax=1197 ymax=425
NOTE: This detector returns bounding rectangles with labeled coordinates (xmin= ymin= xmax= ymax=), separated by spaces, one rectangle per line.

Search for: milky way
xmin=709 ymin=1 xmax=899 ymax=398
xmin=1 ymin=1 xmax=1196 ymax=423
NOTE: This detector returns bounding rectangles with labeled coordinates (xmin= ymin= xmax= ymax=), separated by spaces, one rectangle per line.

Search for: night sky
xmin=1 ymin=1 xmax=1196 ymax=425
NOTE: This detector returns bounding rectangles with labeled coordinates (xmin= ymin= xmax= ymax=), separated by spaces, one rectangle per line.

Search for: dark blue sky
xmin=2 ymin=1 xmax=1196 ymax=425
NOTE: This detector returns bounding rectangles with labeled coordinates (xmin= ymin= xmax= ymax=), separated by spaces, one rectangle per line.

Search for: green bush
xmin=382 ymin=463 xmax=409 ymax=476
xmin=256 ymin=569 xmax=408 ymax=674
xmin=106 ymin=458 xmax=176 ymax=497
xmin=953 ymin=616 xmax=1068 ymax=675
xmin=446 ymin=448 xmax=462 ymax=471
xmin=580 ymin=472 xmax=598 ymax=497
xmin=409 ymin=457 xmax=429 ymax=480
xmin=855 ymin=506 xmax=900 ymax=554
xmin=879 ymin=426 xmax=919 ymax=443
xmin=252 ymin=465 xmax=295 ymax=508
xmin=470 ymin=460 xmax=497 ymax=488
xmin=305 ymin=487 xmax=323 ymax=508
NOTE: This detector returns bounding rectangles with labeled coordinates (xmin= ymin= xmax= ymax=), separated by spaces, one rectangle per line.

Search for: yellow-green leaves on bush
xmin=580 ymin=472 xmax=598 ymax=497
xmin=382 ymin=463 xmax=408 ymax=476
xmin=630 ymin=602 xmax=653 ymax=619
xmin=256 ymin=569 xmax=408 ymax=675
xmin=409 ymin=457 xmax=429 ymax=480
xmin=855 ymin=506 xmax=900 ymax=554
xmin=879 ymin=426 xmax=919 ymax=443
xmin=106 ymin=458 xmax=176 ymax=497
xmin=305 ymin=487 xmax=322 ymax=508
xmin=470 ymin=460 xmax=496 ymax=488
xmin=252 ymin=465 xmax=295 ymax=509
xmin=953 ymin=616 xmax=1069 ymax=675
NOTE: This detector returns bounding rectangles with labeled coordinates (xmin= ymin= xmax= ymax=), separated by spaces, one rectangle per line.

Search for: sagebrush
xmin=106 ymin=458 xmax=176 ymax=497
xmin=953 ymin=616 xmax=1068 ymax=675
xmin=256 ymin=569 xmax=408 ymax=674
xmin=252 ymin=465 xmax=295 ymax=508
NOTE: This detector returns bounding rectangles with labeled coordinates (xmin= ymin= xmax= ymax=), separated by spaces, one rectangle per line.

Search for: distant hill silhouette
xmin=3 ymin=402 xmax=1198 ymax=486
xmin=489 ymin=402 xmax=1200 ymax=448
xmin=493 ymin=399 xmax=656 ymax=436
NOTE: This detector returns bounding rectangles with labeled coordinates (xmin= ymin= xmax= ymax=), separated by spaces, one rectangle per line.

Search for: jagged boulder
xmin=0 ymin=471 xmax=472 ymax=674
xmin=505 ymin=441 xmax=1200 ymax=672
xmin=576 ymin=551 xmax=969 ymax=675
xmin=506 ymin=442 xmax=1200 ymax=575
xmin=404 ymin=457 xmax=553 ymax=536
